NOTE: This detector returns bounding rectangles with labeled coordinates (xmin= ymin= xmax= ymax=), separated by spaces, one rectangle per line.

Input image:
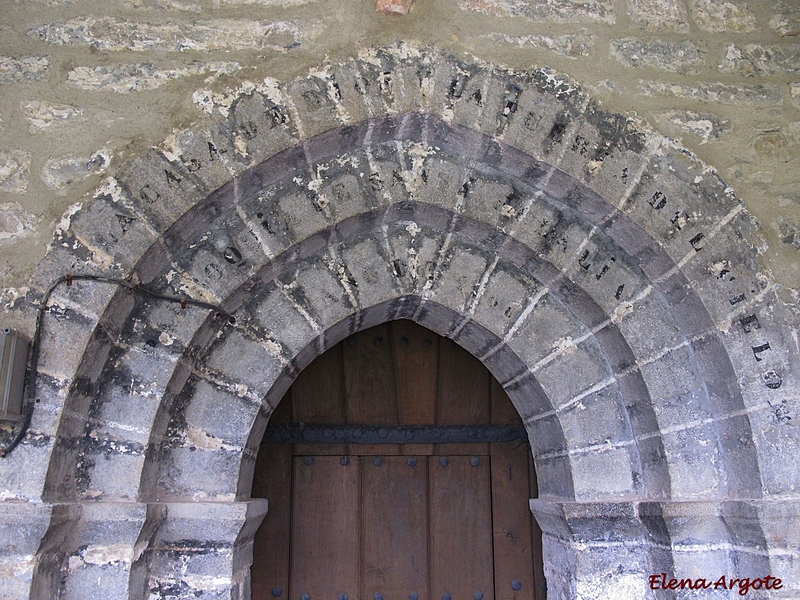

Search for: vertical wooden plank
xmin=343 ymin=324 xmax=400 ymax=455
xmin=251 ymin=445 xmax=293 ymax=600
xmin=491 ymin=379 xmax=542 ymax=600
xmin=290 ymin=456 xmax=359 ymax=599
xmin=430 ymin=455 xmax=494 ymax=600
xmin=392 ymin=320 xmax=438 ymax=456
xmin=293 ymin=343 xmax=347 ymax=456
xmin=251 ymin=390 xmax=293 ymax=600
xmin=362 ymin=456 xmax=429 ymax=600
xmin=438 ymin=338 xmax=490 ymax=455
xmin=529 ymin=452 xmax=547 ymax=600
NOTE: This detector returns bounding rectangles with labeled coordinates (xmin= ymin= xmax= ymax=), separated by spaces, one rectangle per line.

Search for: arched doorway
xmin=251 ymin=320 xmax=546 ymax=600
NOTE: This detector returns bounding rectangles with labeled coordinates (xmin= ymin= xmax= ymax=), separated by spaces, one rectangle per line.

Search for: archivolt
xmin=13 ymin=45 xmax=796 ymax=600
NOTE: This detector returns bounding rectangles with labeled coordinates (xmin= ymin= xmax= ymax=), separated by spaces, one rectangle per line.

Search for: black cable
xmin=0 ymin=273 xmax=234 ymax=457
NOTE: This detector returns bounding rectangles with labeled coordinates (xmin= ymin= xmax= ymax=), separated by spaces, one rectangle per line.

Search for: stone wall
xmin=0 ymin=0 xmax=798 ymax=315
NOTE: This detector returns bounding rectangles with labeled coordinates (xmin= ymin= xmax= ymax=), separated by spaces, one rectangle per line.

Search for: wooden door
xmin=252 ymin=321 xmax=546 ymax=600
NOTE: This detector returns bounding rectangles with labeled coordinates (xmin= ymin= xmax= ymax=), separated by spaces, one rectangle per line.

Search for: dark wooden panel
xmin=362 ymin=456 xmax=429 ymax=600
xmin=438 ymin=338 xmax=490 ymax=455
xmin=393 ymin=320 xmax=438 ymax=456
xmin=290 ymin=456 xmax=359 ymax=599
xmin=430 ymin=455 xmax=494 ymax=600
xmin=491 ymin=378 xmax=546 ymax=600
xmin=293 ymin=343 xmax=347 ymax=455
xmin=251 ymin=444 xmax=292 ymax=600
xmin=343 ymin=324 xmax=399 ymax=455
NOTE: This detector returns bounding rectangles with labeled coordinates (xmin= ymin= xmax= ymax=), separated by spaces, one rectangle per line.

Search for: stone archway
xmin=1 ymin=45 xmax=796 ymax=600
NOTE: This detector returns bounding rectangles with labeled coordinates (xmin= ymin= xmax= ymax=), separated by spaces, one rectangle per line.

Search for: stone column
xmin=530 ymin=499 xmax=800 ymax=600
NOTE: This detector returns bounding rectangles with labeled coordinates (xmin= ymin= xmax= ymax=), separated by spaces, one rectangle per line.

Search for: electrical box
xmin=1 ymin=327 xmax=29 ymax=422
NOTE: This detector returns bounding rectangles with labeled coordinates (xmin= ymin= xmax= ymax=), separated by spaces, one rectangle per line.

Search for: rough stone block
xmin=0 ymin=440 xmax=53 ymax=501
xmin=411 ymin=153 xmax=471 ymax=212
xmin=611 ymin=38 xmax=705 ymax=75
xmin=340 ymin=237 xmax=399 ymax=309
xmin=277 ymin=190 xmax=330 ymax=243
xmin=639 ymin=80 xmax=783 ymax=105
xmin=247 ymin=285 xmax=317 ymax=355
xmin=0 ymin=149 xmax=31 ymax=193
xmin=457 ymin=0 xmax=615 ymax=23
xmin=163 ymin=126 xmax=248 ymax=193
xmin=640 ymin=345 xmax=713 ymax=428
xmin=428 ymin=245 xmax=487 ymax=313
xmin=329 ymin=59 xmax=379 ymax=123
xmin=559 ymin=385 xmax=631 ymax=448
xmin=617 ymin=292 xmax=684 ymax=362
xmin=656 ymin=109 xmax=733 ymax=143
xmin=627 ymin=0 xmax=690 ymax=31
xmin=362 ymin=144 xmax=411 ymax=208
xmin=184 ymin=379 xmax=259 ymax=447
xmin=284 ymin=76 xmax=344 ymax=139
xmin=512 ymin=197 xmax=590 ymax=271
xmin=506 ymin=293 xmax=585 ymax=368
xmin=555 ymin=104 xmax=652 ymax=205
xmin=450 ymin=65 xmax=496 ymax=136
xmin=35 ymin=306 xmax=98 ymax=382
xmin=86 ymin=451 xmax=146 ymax=500
xmin=321 ymin=171 xmax=371 ymax=224
xmin=162 ymin=446 xmax=241 ymax=499
xmin=67 ymin=61 xmax=239 ymax=93
xmin=291 ymin=259 xmax=354 ymax=332
xmin=501 ymin=79 xmax=584 ymax=161
xmin=386 ymin=224 xmax=445 ymax=295
xmin=117 ymin=149 xmax=208 ymax=233
xmin=534 ymin=339 xmax=612 ymax=407
xmin=229 ymin=91 xmax=299 ymax=165
xmin=204 ymin=329 xmax=285 ymax=398
xmin=720 ymin=43 xmax=800 ymax=77
xmin=661 ymin=423 xmax=723 ymax=499
xmin=0 ymin=55 xmax=50 ymax=83
xmin=461 ymin=175 xmax=524 ymax=232
xmin=471 ymin=267 xmax=537 ymax=338
xmin=689 ymin=0 xmax=759 ymax=32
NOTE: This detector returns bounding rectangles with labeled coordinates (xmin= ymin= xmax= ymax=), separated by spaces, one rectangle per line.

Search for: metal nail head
xmin=512 ymin=580 xmax=522 ymax=591
xmin=470 ymin=457 xmax=480 ymax=467
xmin=439 ymin=457 xmax=449 ymax=467
xmin=374 ymin=593 xmax=383 ymax=600
xmin=338 ymin=594 xmax=347 ymax=600
xmin=340 ymin=456 xmax=350 ymax=466
xmin=271 ymin=588 xmax=282 ymax=597
xmin=303 ymin=457 xmax=313 ymax=466
xmin=442 ymin=594 xmax=452 ymax=600
xmin=409 ymin=594 xmax=418 ymax=600
xmin=407 ymin=457 xmax=417 ymax=467
xmin=373 ymin=456 xmax=383 ymax=466
xmin=475 ymin=592 xmax=484 ymax=600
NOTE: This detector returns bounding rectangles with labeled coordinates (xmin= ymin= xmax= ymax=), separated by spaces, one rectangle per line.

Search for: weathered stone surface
xmin=0 ymin=150 xmax=31 ymax=193
xmin=67 ymin=62 xmax=239 ymax=93
xmin=720 ymin=43 xmax=800 ymax=77
xmin=130 ymin=0 xmax=202 ymax=10
xmin=41 ymin=149 xmax=111 ymax=189
xmin=610 ymin=38 xmax=705 ymax=75
xmin=457 ymin=0 xmax=615 ymax=23
xmin=376 ymin=0 xmax=414 ymax=14
xmin=21 ymin=100 xmax=83 ymax=133
xmin=792 ymin=83 xmax=800 ymax=109
xmin=776 ymin=217 xmax=800 ymax=250
xmin=640 ymin=80 xmax=782 ymax=104
xmin=28 ymin=17 xmax=320 ymax=51
xmin=689 ymin=0 xmax=759 ymax=32
xmin=0 ymin=56 xmax=50 ymax=84
xmin=657 ymin=110 xmax=732 ymax=143
xmin=483 ymin=33 xmax=593 ymax=58
xmin=0 ymin=202 xmax=38 ymax=241
xmin=627 ymin=0 xmax=689 ymax=32
xmin=770 ymin=1 xmax=800 ymax=36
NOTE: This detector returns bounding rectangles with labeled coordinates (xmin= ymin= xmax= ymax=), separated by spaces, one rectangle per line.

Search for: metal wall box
xmin=1 ymin=328 xmax=29 ymax=422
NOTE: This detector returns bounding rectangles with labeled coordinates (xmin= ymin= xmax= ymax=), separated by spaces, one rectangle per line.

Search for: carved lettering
xmin=524 ymin=112 xmax=541 ymax=131
xmin=768 ymin=399 xmax=791 ymax=424
xmin=740 ymin=314 xmax=761 ymax=333
xmin=572 ymin=135 xmax=589 ymax=157
xmin=615 ymin=284 xmax=625 ymax=300
xmin=578 ymin=249 xmax=592 ymax=270
xmin=165 ymin=169 xmax=183 ymax=186
xmin=470 ymin=88 xmax=482 ymax=106
xmin=223 ymin=246 xmax=243 ymax=265
xmin=208 ymin=141 xmax=226 ymax=161
xmin=648 ymin=191 xmax=667 ymax=210
xmin=729 ymin=293 xmax=746 ymax=305
xmin=139 ymin=184 xmax=160 ymax=204
xmin=763 ymin=370 xmax=782 ymax=390
xmin=115 ymin=213 xmax=135 ymax=233
xmin=185 ymin=158 xmax=201 ymax=173
xmin=368 ymin=173 xmax=383 ymax=191
xmin=752 ymin=343 xmax=771 ymax=362
xmin=689 ymin=232 xmax=705 ymax=251
xmin=237 ymin=121 xmax=258 ymax=140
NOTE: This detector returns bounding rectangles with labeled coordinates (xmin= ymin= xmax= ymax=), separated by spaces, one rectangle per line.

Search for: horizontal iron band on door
xmin=261 ymin=423 xmax=528 ymax=445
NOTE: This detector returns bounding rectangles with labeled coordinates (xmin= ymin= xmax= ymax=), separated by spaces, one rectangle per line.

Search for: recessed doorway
xmin=251 ymin=320 xmax=546 ymax=600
